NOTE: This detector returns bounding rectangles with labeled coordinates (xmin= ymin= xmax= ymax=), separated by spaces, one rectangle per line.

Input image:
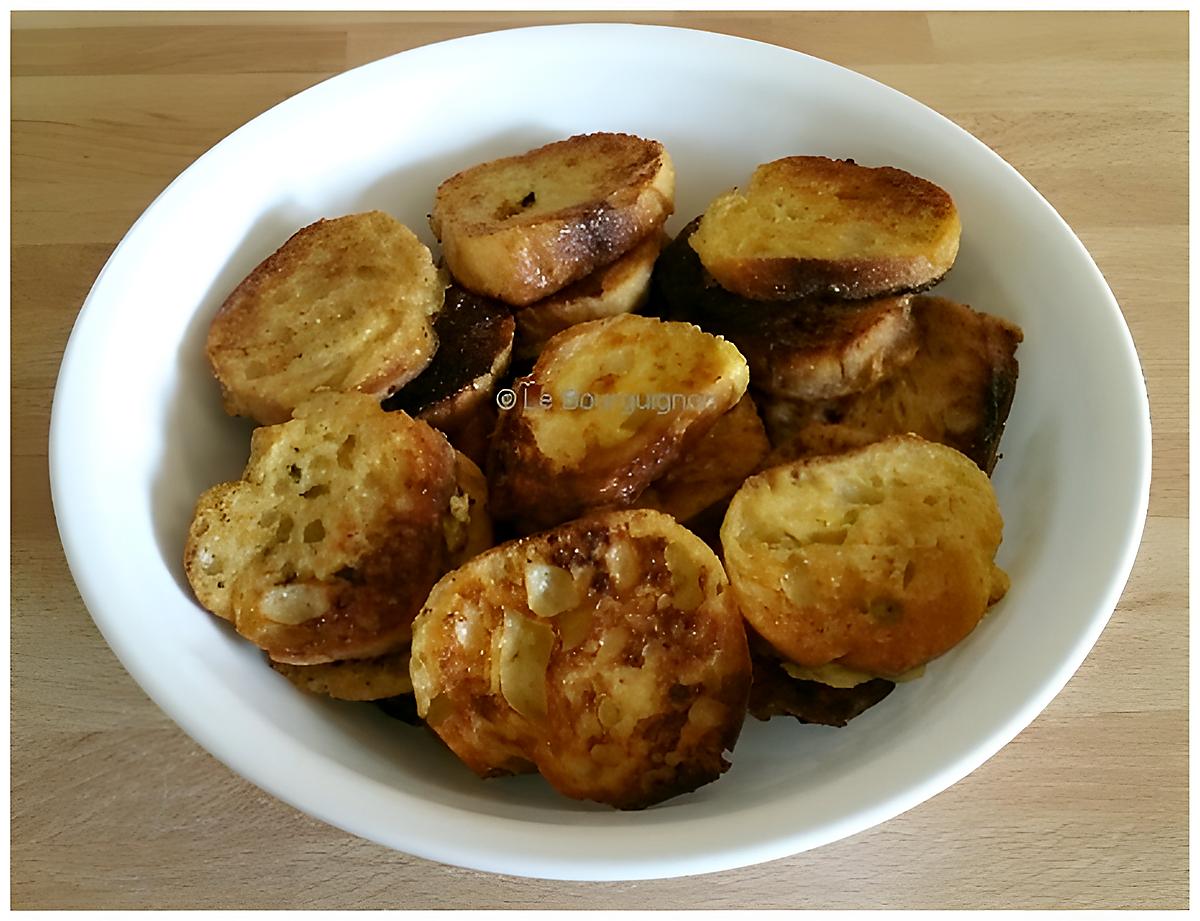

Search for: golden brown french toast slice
xmin=488 ymin=314 xmax=749 ymax=533
xmin=183 ymin=394 xmax=490 ymax=664
xmin=512 ymin=232 xmax=662 ymax=360
xmin=270 ymin=649 xmax=413 ymax=701
xmin=382 ymin=285 xmax=514 ymax=465
xmin=655 ymin=217 xmax=920 ymax=400
xmin=721 ymin=436 xmax=1009 ymax=679
xmin=761 ymin=296 xmax=1023 ymax=473
xmin=689 ymin=157 xmax=960 ymax=301
xmin=636 ymin=394 xmax=770 ymax=524
xmin=431 ymin=133 xmax=675 ymax=306
xmin=207 ymin=211 xmax=444 ymax=425
xmin=409 ymin=509 xmax=752 ymax=809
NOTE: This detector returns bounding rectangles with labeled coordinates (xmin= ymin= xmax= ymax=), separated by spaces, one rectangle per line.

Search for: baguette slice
xmin=488 ymin=314 xmax=749 ymax=533
xmin=382 ymin=285 xmax=514 ymax=465
xmin=270 ymin=649 xmax=413 ymax=701
xmin=409 ymin=509 xmax=752 ymax=809
xmin=655 ymin=218 xmax=920 ymax=399
xmin=690 ymin=157 xmax=960 ymax=301
xmin=747 ymin=649 xmax=895 ymax=727
xmin=762 ymin=296 xmax=1023 ymax=473
xmin=208 ymin=211 xmax=444 ymax=425
xmin=183 ymin=394 xmax=489 ymax=664
xmin=432 ymin=133 xmax=675 ymax=306
xmin=721 ymin=435 xmax=1010 ymax=678
xmin=513 ymin=232 xmax=662 ymax=359
xmin=636 ymin=394 xmax=770 ymax=523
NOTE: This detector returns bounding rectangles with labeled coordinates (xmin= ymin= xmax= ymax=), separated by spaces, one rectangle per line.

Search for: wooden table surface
xmin=10 ymin=11 xmax=1188 ymax=910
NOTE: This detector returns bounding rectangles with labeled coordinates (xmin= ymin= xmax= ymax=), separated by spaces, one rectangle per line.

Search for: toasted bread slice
xmin=747 ymin=649 xmax=895 ymax=726
xmin=270 ymin=649 xmax=413 ymax=701
xmin=488 ymin=314 xmax=750 ymax=532
xmin=431 ymin=133 xmax=675 ymax=306
xmin=689 ymin=157 xmax=960 ymax=301
xmin=721 ymin=436 xmax=1009 ymax=678
xmin=446 ymin=451 xmax=494 ymax=567
xmin=761 ymin=296 xmax=1023 ymax=473
xmin=382 ymin=285 xmax=513 ymax=465
xmin=656 ymin=218 xmax=920 ymax=399
xmin=183 ymin=394 xmax=488 ymax=664
xmin=410 ymin=509 xmax=752 ymax=809
xmin=208 ymin=211 xmax=444 ymax=425
xmin=637 ymin=394 xmax=770 ymax=523
xmin=512 ymin=232 xmax=663 ymax=359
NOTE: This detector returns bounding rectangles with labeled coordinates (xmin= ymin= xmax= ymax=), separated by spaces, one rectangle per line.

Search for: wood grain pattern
xmin=10 ymin=11 xmax=1187 ymax=910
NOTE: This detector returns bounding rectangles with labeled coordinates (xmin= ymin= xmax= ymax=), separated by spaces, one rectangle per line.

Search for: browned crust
xmin=656 ymin=218 xmax=923 ymax=399
xmin=383 ymin=285 xmax=514 ymax=431
xmin=432 ymin=133 xmax=674 ymax=306
xmin=762 ymin=296 xmax=1023 ymax=474
xmin=512 ymin=231 xmax=663 ymax=359
xmin=746 ymin=647 xmax=894 ymax=727
xmin=636 ymin=394 xmax=771 ymax=523
xmin=269 ymin=649 xmax=413 ymax=701
xmin=702 ymin=255 xmax=951 ymax=302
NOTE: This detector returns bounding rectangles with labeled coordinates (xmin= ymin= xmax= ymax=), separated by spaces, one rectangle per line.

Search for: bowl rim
xmin=48 ymin=22 xmax=1152 ymax=881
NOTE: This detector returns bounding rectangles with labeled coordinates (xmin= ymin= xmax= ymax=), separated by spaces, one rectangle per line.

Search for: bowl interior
xmin=50 ymin=24 xmax=1149 ymax=880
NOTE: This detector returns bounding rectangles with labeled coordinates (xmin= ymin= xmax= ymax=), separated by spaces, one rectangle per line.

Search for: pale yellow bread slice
xmin=488 ymin=313 xmax=749 ymax=533
xmin=721 ymin=435 xmax=1009 ymax=678
xmin=207 ymin=211 xmax=444 ymax=425
xmin=431 ymin=133 xmax=674 ymax=306
xmin=512 ymin=232 xmax=663 ymax=359
xmin=690 ymin=157 xmax=960 ymax=301
xmin=409 ymin=508 xmax=752 ymax=809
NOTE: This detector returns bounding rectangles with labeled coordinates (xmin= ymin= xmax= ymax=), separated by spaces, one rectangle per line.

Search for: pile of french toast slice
xmin=185 ymin=133 xmax=1022 ymax=809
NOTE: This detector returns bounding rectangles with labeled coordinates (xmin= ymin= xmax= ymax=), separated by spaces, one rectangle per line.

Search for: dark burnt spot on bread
xmin=747 ymin=650 xmax=894 ymax=726
xmin=383 ymin=286 xmax=514 ymax=417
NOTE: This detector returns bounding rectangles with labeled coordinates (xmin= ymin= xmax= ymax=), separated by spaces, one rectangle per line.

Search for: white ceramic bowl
xmin=50 ymin=24 xmax=1150 ymax=880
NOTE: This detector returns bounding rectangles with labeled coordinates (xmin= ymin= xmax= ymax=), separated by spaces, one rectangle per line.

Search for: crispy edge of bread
xmin=655 ymin=217 xmax=921 ymax=399
xmin=636 ymin=394 xmax=770 ymax=523
xmin=381 ymin=285 xmax=513 ymax=467
xmin=512 ymin=232 xmax=663 ymax=359
xmin=270 ymin=648 xmax=414 ymax=701
xmin=431 ymin=133 xmax=675 ymax=306
xmin=383 ymin=285 xmax=514 ymax=423
xmin=207 ymin=211 xmax=443 ymax=425
xmin=690 ymin=157 xmax=961 ymax=301
xmin=747 ymin=650 xmax=895 ymax=726
xmin=760 ymin=295 xmax=1023 ymax=473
